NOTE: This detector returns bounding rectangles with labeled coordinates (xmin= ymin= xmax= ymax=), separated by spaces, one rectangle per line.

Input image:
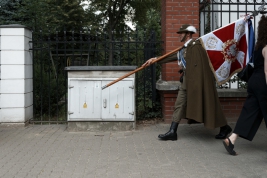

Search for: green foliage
xmin=131 ymin=0 xmax=161 ymax=27
xmin=135 ymin=66 xmax=162 ymax=119
xmin=13 ymin=0 xmax=48 ymax=30
xmin=45 ymin=0 xmax=87 ymax=31
xmin=230 ymin=75 xmax=248 ymax=89
xmin=133 ymin=9 xmax=162 ymax=119
xmin=83 ymin=0 xmax=161 ymax=65
xmin=3 ymin=0 xmax=87 ymax=31
xmin=136 ymin=9 xmax=161 ymax=36
xmin=217 ymin=75 xmax=248 ymax=89
xmin=33 ymin=51 xmax=66 ymax=120
xmin=0 ymin=0 xmax=20 ymax=25
xmin=84 ymin=0 xmax=160 ymax=32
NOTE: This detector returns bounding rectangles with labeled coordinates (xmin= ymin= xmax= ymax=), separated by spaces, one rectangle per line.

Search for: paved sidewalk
xmin=1 ymin=122 xmax=267 ymax=178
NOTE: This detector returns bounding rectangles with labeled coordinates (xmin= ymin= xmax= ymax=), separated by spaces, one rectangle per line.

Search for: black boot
xmin=158 ymin=122 xmax=178 ymax=141
xmin=215 ymin=125 xmax=232 ymax=139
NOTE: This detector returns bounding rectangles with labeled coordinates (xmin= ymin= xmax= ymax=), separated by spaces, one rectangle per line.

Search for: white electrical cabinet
xmin=68 ymin=78 xmax=134 ymax=121
xmin=65 ymin=66 xmax=136 ymax=122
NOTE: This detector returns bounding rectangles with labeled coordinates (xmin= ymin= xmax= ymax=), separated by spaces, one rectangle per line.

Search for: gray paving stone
xmin=1 ymin=123 xmax=267 ymax=177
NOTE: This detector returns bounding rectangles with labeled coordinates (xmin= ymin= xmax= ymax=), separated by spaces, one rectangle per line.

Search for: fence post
xmin=0 ymin=24 xmax=33 ymax=125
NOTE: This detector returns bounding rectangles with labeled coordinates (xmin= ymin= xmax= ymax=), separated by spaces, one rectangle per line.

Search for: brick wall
xmin=161 ymin=0 xmax=199 ymax=81
xmin=220 ymin=97 xmax=246 ymax=123
xmin=159 ymin=91 xmax=178 ymax=122
xmin=159 ymin=90 xmax=246 ymax=124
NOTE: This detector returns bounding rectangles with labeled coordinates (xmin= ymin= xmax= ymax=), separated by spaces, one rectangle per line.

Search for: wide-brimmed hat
xmin=177 ymin=24 xmax=197 ymax=34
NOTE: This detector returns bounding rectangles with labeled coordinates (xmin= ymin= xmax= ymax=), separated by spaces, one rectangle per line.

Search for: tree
xmin=45 ymin=0 xmax=87 ymax=31
xmin=131 ymin=0 xmax=161 ymax=27
xmin=12 ymin=0 xmax=87 ymax=32
xmin=0 ymin=0 xmax=20 ymax=25
xmin=13 ymin=0 xmax=48 ymax=31
xmin=84 ymin=0 xmax=160 ymax=65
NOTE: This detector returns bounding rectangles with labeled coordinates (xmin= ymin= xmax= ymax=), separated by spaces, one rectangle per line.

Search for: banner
xmin=199 ymin=18 xmax=254 ymax=85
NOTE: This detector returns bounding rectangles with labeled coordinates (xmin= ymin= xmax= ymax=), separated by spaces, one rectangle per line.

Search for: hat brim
xmin=177 ymin=30 xmax=195 ymax=34
xmin=176 ymin=30 xmax=188 ymax=34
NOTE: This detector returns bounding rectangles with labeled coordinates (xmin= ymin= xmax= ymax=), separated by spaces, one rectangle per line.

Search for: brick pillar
xmin=159 ymin=0 xmax=200 ymax=123
xmin=161 ymin=0 xmax=199 ymax=81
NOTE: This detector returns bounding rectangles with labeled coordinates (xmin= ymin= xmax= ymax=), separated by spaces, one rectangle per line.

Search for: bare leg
xmin=222 ymin=133 xmax=239 ymax=156
xmin=228 ymin=133 xmax=239 ymax=144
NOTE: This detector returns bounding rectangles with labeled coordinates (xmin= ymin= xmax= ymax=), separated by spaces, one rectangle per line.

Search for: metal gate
xmin=199 ymin=0 xmax=266 ymax=35
xmin=30 ymin=28 xmax=163 ymax=124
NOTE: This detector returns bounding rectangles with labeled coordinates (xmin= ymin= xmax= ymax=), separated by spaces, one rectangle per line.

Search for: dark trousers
xmin=233 ymin=73 xmax=267 ymax=141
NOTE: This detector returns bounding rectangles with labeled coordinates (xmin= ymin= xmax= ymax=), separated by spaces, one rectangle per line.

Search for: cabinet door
xmin=68 ymin=79 xmax=102 ymax=121
xmin=101 ymin=79 xmax=134 ymax=121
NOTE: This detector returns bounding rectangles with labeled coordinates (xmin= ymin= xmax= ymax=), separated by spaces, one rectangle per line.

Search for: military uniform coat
xmin=158 ymin=39 xmax=227 ymax=129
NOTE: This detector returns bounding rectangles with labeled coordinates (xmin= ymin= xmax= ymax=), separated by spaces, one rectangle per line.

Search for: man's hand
xmin=178 ymin=69 xmax=184 ymax=83
xmin=142 ymin=57 xmax=157 ymax=67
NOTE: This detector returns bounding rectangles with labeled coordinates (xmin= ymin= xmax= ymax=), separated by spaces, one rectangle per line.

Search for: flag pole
xmin=101 ymin=46 xmax=183 ymax=90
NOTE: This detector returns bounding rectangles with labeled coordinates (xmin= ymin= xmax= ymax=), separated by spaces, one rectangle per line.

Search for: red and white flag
xmin=199 ymin=18 xmax=249 ymax=85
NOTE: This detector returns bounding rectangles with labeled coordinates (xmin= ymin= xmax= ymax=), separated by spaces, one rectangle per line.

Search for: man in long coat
xmin=142 ymin=24 xmax=232 ymax=141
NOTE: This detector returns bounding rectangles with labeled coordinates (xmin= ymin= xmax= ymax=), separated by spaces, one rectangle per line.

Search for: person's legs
xmin=214 ymin=89 xmax=232 ymax=139
xmin=158 ymin=78 xmax=187 ymax=141
xmin=228 ymin=133 xmax=239 ymax=144
xmin=233 ymin=94 xmax=262 ymax=141
xmin=223 ymin=93 xmax=262 ymax=155
xmin=222 ymin=133 xmax=239 ymax=156
xmin=259 ymin=89 xmax=267 ymax=127
xmin=158 ymin=122 xmax=179 ymax=141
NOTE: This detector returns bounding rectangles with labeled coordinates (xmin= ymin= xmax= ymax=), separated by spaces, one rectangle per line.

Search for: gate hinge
xmin=68 ymin=85 xmax=74 ymax=89
xmin=129 ymin=112 xmax=134 ymax=115
xmin=68 ymin=111 xmax=74 ymax=115
xmin=129 ymin=85 xmax=134 ymax=89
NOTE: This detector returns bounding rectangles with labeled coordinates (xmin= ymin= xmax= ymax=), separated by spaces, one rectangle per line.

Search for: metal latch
xmin=129 ymin=112 xmax=134 ymax=115
xmin=68 ymin=111 xmax=74 ymax=115
xmin=103 ymin=99 xmax=107 ymax=108
xmin=68 ymin=85 xmax=74 ymax=89
xmin=129 ymin=85 xmax=134 ymax=89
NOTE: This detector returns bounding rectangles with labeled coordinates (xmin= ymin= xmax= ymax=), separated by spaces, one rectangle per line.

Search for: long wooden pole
xmin=101 ymin=46 xmax=183 ymax=90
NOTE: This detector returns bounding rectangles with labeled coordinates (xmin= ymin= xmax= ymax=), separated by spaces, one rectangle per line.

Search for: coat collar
xmin=186 ymin=39 xmax=196 ymax=47
xmin=184 ymin=39 xmax=192 ymax=47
